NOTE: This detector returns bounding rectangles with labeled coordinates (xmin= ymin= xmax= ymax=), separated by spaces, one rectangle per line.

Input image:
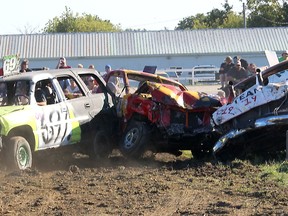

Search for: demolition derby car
xmin=0 ymin=68 xmax=115 ymax=170
xmin=212 ymin=60 xmax=288 ymax=161
xmin=104 ymin=69 xmax=223 ymax=158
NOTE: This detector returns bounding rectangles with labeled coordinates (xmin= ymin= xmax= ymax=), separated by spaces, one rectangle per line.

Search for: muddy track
xmin=0 ymin=150 xmax=287 ymax=215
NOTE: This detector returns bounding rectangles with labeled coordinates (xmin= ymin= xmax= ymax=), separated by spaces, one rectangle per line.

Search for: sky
xmin=3 ymin=0 xmax=244 ymax=34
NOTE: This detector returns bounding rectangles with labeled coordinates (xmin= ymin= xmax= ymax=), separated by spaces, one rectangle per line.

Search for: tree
xmin=43 ymin=7 xmax=121 ymax=33
xmin=175 ymin=0 xmax=243 ymax=29
xmin=245 ymin=0 xmax=288 ymax=27
xmin=222 ymin=12 xmax=244 ymax=28
xmin=175 ymin=14 xmax=208 ymax=30
xmin=17 ymin=23 xmax=40 ymax=34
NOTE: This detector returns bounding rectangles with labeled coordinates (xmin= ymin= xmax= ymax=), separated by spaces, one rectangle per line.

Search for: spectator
xmin=56 ymin=58 xmax=71 ymax=89
xmin=218 ymin=56 xmax=234 ymax=89
xmin=226 ymin=60 xmax=249 ymax=84
xmin=20 ymin=59 xmax=32 ymax=72
xmin=278 ymin=50 xmax=288 ymax=62
xmin=66 ymin=79 xmax=80 ymax=93
xmin=56 ymin=57 xmax=71 ymax=69
xmin=87 ymin=77 xmax=98 ymax=93
xmin=78 ymin=64 xmax=84 ymax=68
xmin=247 ymin=63 xmax=257 ymax=76
xmin=88 ymin=64 xmax=95 ymax=69
xmin=233 ymin=56 xmax=248 ymax=70
xmin=105 ymin=64 xmax=112 ymax=73
xmin=103 ymin=64 xmax=119 ymax=94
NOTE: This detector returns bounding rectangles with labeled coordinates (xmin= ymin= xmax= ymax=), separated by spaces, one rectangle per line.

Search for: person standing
xmin=56 ymin=57 xmax=71 ymax=69
xmin=218 ymin=56 xmax=234 ymax=89
xmin=103 ymin=64 xmax=119 ymax=94
xmin=278 ymin=51 xmax=288 ymax=62
xmin=88 ymin=64 xmax=95 ymax=69
xmin=19 ymin=59 xmax=32 ymax=72
xmin=56 ymin=57 xmax=71 ymax=89
xmin=247 ymin=63 xmax=257 ymax=76
xmin=226 ymin=60 xmax=249 ymax=84
xmin=233 ymin=56 xmax=248 ymax=70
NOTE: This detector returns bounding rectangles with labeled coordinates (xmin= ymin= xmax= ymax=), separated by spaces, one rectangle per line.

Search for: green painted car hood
xmin=0 ymin=105 xmax=36 ymax=136
xmin=0 ymin=106 xmax=28 ymax=116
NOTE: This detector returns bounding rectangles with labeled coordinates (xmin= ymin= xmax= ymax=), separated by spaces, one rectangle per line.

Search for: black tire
xmin=5 ymin=136 xmax=32 ymax=170
xmin=90 ymin=130 xmax=113 ymax=160
xmin=214 ymin=148 xmax=237 ymax=163
xmin=192 ymin=149 xmax=210 ymax=160
xmin=120 ymin=120 xmax=149 ymax=158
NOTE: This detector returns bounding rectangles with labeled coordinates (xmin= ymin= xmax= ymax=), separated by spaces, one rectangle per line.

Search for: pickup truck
xmin=0 ymin=68 xmax=116 ymax=170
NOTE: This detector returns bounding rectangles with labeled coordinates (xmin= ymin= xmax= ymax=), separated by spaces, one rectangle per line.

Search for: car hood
xmin=213 ymin=81 xmax=288 ymax=125
xmin=147 ymin=82 xmax=221 ymax=109
xmin=0 ymin=106 xmax=26 ymax=117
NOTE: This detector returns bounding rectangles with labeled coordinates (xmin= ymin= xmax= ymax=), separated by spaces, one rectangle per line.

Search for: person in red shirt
xmin=56 ymin=57 xmax=72 ymax=89
xmin=56 ymin=57 xmax=71 ymax=69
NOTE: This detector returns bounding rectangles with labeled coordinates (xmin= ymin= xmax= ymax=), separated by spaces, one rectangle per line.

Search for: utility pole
xmin=243 ymin=3 xmax=247 ymax=28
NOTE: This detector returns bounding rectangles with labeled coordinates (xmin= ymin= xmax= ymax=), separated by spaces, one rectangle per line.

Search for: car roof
xmin=0 ymin=68 xmax=100 ymax=82
xmin=110 ymin=69 xmax=187 ymax=89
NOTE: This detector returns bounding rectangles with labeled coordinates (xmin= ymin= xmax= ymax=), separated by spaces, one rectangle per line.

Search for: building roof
xmin=0 ymin=27 xmax=287 ymax=59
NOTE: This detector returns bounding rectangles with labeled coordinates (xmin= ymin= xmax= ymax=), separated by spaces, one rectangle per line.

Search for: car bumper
xmin=213 ymin=113 xmax=288 ymax=154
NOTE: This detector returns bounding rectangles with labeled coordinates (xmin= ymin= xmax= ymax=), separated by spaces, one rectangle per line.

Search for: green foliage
xmin=175 ymin=14 xmax=208 ymax=30
xmin=222 ymin=12 xmax=244 ymax=28
xmin=246 ymin=0 xmax=288 ymax=27
xmin=175 ymin=0 xmax=243 ymax=29
xmin=260 ymin=161 xmax=288 ymax=186
xmin=43 ymin=6 xmax=121 ymax=33
xmin=175 ymin=0 xmax=288 ymax=29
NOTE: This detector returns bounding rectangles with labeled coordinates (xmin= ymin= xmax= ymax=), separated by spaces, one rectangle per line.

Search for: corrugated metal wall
xmin=0 ymin=27 xmax=287 ymax=59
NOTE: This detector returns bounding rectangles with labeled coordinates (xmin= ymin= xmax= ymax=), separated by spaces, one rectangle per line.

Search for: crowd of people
xmin=218 ymin=51 xmax=288 ymax=90
xmin=218 ymin=55 xmax=253 ymax=90
xmin=217 ymin=50 xmax=287 ymax=102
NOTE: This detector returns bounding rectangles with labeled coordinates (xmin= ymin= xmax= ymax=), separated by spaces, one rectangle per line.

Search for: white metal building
xmin=0 ymin=27 xmax=287 ymax=72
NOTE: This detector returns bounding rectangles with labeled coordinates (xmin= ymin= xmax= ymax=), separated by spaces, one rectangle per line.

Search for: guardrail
xmin=162 ymin=68 xmax=220 ymax=85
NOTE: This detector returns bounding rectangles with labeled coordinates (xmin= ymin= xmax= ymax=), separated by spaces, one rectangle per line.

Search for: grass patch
xmin=180 ymin=150 xmax=192 ymax=159
xmin=259 ymin=161 xmax=288 ymax=186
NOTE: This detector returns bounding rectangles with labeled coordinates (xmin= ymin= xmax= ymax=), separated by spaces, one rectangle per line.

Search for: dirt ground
xmin=0 ymin=83 xmax=287 ymax=216
xmin=187 ymin=84 xmax=221 ymax=95
xmin=0 ymin=147 xmax=287 ymax=216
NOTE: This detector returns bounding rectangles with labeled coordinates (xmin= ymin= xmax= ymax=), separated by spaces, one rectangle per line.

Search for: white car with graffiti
xmin=212 ymin=60 xmax=288 ymax=161
xmin=0 ymin=68 xmax=115 ymax=170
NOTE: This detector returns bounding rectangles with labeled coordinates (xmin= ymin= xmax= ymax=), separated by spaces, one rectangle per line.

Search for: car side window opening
xmin=107 ymin=74 xmax=121 ymax=95
xmin=79 ymin=74 xmax=100 ymax=94
xmin=57 ymin=76 xmax=84 ymax=100
xmin=0 ymin=82 xmax=7 ymax=106
xmin=35 ymin=79 xmax=58 ymax=105
xmin=15 ymin=81 xmax=30 ymax=105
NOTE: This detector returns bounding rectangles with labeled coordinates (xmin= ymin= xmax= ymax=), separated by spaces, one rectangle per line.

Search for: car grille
xmin=170 ymin=110 xmax=205 ymax=129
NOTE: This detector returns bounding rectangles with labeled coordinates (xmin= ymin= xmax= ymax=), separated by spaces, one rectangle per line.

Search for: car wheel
xmin=90 ymin=130 xmax=113 ymax=160
xmin=214 ymin=147 xmax=238 ymax=163
xmin=120 ymin=120 xmax=149 ymax=158
xmin=192 ymin=149 xmax=211 ymax=160
xmin=5 ymin=136 xmax=32 ymax=170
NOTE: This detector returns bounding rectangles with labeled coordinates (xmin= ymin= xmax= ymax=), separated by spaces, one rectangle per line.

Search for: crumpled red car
xmin=104 ymin=69 xmax=223 ymax=158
